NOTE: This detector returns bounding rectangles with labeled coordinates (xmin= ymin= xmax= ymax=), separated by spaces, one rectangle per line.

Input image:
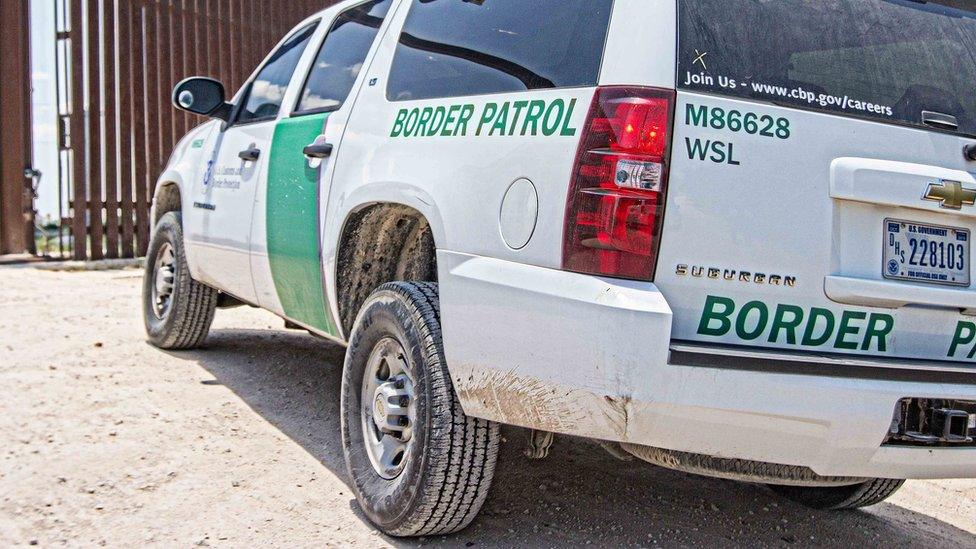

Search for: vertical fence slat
xmin=240 ymin=0 xmax=247 ymax=71
xmin=247 ymin=0 xmax=257 ymax=69
xmin=139 ymin=1 xmax=158 ymax=255
xmin=167 ymin=1 xmax=181 ymax=149
xmin=86 ymin=0 xmax=104 ymax=260
xmin=118 ymin=0 xmax=135 ymax=258
xmin=184 ymin=0 xmax=199 ymax=126
xmin=214 ymin=0 xmax=224 ymax=87
xmin=200 ymin=0 xmax=212 ymax=79
xmin=172 ymin=0 xmax=186 ymax=138
xmin=180 ymin=0 xmax=191 ymax=130
xmin=270 ymin=0 xmax=280 ymax=57
xmin=133 ymin=2 xmax=150 ymax=256
xmin=257 ymin=0 xmax=266 ymax=53
xmin=239 ymin=0 xmax=247 ymax=73
xmin=69 ymin=0 xmax=87 ymax=259
xmin=155 ymin=1 xmax=170 ymax=161
xmin=189 ymin=1 xmax=197 ymax=72
xmin=103 ymin=0 xmax=119 ymax=258
xmin=228 ymin=0 xmax=239 ymax=90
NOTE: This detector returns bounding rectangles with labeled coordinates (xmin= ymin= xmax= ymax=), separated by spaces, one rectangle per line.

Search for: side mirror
xmin=172 ymin=77 xmax=231 ymax=121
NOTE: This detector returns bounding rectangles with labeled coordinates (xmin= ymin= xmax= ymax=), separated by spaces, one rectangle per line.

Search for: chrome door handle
xmin=238 ymin=147 xmax=261 ymax=161
xmin=303 ymin=143 xmax=333 ymax=159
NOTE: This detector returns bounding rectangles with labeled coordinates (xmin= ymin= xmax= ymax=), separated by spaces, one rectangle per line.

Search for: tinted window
xmin=296 ymin=0 xmax=392 ymax=114
xmin=238 ymin=23 xmax=317 ymax=124
xmin=679 ymin=0 xmax=976 ymax=136
xmin=387 ymin=0 xmax=613 ymax=101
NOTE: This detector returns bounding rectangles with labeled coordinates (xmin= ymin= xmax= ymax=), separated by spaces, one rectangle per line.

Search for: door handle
xmin=238 ymin=147 xmax=261 ymax=161
xmin=303 ymin=143 xmax=333 ymax=159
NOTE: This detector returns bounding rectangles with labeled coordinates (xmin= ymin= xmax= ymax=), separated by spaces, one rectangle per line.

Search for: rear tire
xmin=768 ymin=478 xmax=905 ymax=510
xmin=341 ymin=282 xmax=500 ymax=537
xmin=142 ymin=212 xmax=218 ymax=350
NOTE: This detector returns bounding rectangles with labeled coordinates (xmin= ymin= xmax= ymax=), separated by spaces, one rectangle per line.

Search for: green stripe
xmin=266 ymin=113 xmax=337 ymax=335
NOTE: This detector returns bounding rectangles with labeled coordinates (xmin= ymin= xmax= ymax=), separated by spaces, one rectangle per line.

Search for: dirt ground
xmin=1 ymin=265 xmax=975 ymax=548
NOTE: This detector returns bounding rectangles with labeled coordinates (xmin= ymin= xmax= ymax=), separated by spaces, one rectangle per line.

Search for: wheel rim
xmin=360 ymin=337 xmax=416 ymax=480
xmin=150 ymin=242 xmax=177 ymax=320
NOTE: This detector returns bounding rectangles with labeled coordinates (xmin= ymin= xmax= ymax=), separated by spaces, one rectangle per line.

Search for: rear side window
xmin=238 ymin=23 xmax=317 ymax=124
xmin=387 ymin=0 xmax=613 ymax=102
xmin=678 ymin=0 xmax=976 ymax=136
xmin=295 ymin=0 xmax=393 ymax=114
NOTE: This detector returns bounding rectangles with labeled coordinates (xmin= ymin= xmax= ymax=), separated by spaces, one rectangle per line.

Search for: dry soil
xmin=1 ymin=266 xmax=974 ymax=547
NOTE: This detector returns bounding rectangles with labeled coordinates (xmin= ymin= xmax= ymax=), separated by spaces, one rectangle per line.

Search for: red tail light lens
xmin=562 ymin=87 xmax=675 ymax=281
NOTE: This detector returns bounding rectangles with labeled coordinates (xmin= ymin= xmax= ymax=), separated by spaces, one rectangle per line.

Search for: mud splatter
xmin=455 ymin=369 xmax=587 ymax=434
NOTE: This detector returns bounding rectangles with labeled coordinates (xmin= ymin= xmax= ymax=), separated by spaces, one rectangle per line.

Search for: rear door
xmin=250 ymin=0 xmax=394 ymax=335
xmin=656 ymin=0 xmax=976 ymax=366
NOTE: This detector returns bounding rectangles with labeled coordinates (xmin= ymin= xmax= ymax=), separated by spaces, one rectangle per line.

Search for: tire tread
xmin=770 ymin=478 xmax=905 ymax=510
xmin=144 ymin=212 xmax=218 ymax=350
xmin=354 ymin=282 xmax=500 ymax=537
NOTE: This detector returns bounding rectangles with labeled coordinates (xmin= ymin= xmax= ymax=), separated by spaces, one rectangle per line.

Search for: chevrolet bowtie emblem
xmin=923 ymin=180 xmax=976 ymax=210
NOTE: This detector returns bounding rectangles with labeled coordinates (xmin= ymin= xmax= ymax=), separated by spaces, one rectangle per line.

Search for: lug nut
xmin=399 ymin=396 xmax=410 ymax=407
xmin=394 ymin=379 xmax=405 ymax=389
xmin=398 ymin=417 xmax=409 ymax=427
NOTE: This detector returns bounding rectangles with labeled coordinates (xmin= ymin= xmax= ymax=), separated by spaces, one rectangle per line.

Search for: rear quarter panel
xmin=324 ymin=2 xmax=598 ymax=281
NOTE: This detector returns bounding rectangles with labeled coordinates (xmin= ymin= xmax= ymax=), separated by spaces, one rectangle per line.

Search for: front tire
xmin=142 ymin=212 xmax=218 ymax=350
xmin=341 ymin=282 xmax=500 ymax=537
xmin=768 ymin=478 xmax=905 ymax=510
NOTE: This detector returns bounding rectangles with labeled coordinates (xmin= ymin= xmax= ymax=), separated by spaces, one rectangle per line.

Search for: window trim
xmin=383 ymin=0 xmax=615 ymax=103
xmin=291 ymin=0 xmax=390 ymax=118
xmin=227 ymin=19 xmax=322 ymax=128
xmin=292 ymin=104 xmax=343 ymax=118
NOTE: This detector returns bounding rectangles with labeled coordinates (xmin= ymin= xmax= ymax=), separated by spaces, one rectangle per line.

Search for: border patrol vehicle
xmin=144 ymin=0 xmax=976 ymax=536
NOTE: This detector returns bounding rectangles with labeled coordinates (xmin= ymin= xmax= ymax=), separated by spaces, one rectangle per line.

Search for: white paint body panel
xmin=437 ymin=250 xmax=976 ymax=479
xmin=657 ymin=92 xmax=976 ymax=364
xmin=185 ymin=120 xmax=273 ymax=303
xmin=152 ymin=0 xmax=976 ymax=480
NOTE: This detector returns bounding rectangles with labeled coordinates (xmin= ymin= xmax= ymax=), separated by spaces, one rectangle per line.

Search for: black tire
xmin=341 ymin=282 xmax=500 ymax=537
xmin=142 ymin=211 xmax=218 ymax=350
xmin=768 ymin=478 xmax=905 ymax=510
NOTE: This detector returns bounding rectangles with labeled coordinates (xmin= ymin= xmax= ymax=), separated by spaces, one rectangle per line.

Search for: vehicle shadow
xmin=179 ymin=328 xmax=976 ymax=548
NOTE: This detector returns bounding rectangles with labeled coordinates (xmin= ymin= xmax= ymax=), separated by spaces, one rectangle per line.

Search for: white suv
xmin=145 ymin=0 xmax=976 ymax=536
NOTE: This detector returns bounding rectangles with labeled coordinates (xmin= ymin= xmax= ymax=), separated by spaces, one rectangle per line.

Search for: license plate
xmin=884 ymin=219 xmax=970 ymax=287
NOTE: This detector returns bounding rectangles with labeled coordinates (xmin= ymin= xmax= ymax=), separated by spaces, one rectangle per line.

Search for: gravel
xmin=1 ymin=266 xmax=974 ymax=547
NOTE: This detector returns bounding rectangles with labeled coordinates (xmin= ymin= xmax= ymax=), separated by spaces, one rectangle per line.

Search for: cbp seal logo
xmin=202 ymin=159 xmax=214 ymax=189
xmin=887 ymin=259 xmax=900 ymax=276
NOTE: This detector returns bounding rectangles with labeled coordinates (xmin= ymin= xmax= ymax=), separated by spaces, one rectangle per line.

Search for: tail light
xmin=562 ymin=87 xmax=675 ymax=281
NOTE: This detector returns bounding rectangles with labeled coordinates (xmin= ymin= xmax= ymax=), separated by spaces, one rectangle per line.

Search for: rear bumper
xmin=438 ymin=251 xmax=976 ymax=480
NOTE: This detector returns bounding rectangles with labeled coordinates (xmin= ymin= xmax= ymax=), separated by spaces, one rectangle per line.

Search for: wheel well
xmin=154 ymin=183 xmax=182 ymax=226
xmin=336 ymin=203 xmax=438 ymax=336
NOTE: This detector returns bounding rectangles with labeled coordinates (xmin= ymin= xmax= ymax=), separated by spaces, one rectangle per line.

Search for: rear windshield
xmin=678 ymin=0 xmax=976 ymax=136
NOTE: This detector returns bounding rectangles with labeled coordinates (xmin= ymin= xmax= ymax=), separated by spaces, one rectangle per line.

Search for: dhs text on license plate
xmin=884 ymin=219 xmax=970 ymax=287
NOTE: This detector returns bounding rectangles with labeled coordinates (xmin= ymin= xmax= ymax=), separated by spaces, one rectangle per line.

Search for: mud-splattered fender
xmin=321 ymin=180 xmax=448 ymax=340
xmin=437 ymin=250 xmax=673 ymax=442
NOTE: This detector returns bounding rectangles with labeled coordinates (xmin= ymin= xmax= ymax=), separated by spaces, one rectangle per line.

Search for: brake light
xmin=562 ymin=87 xmax=675 ymax=281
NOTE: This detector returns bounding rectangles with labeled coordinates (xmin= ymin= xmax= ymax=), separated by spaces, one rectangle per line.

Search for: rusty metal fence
xmin=59 ymin=0 xmax=334 ymax=260
xmin=0 ymin=1 xmax=34 ymax=257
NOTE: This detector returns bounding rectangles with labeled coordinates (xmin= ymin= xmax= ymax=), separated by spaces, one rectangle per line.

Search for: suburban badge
xmin=676 ymin=264 xmax=797 ymax=287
